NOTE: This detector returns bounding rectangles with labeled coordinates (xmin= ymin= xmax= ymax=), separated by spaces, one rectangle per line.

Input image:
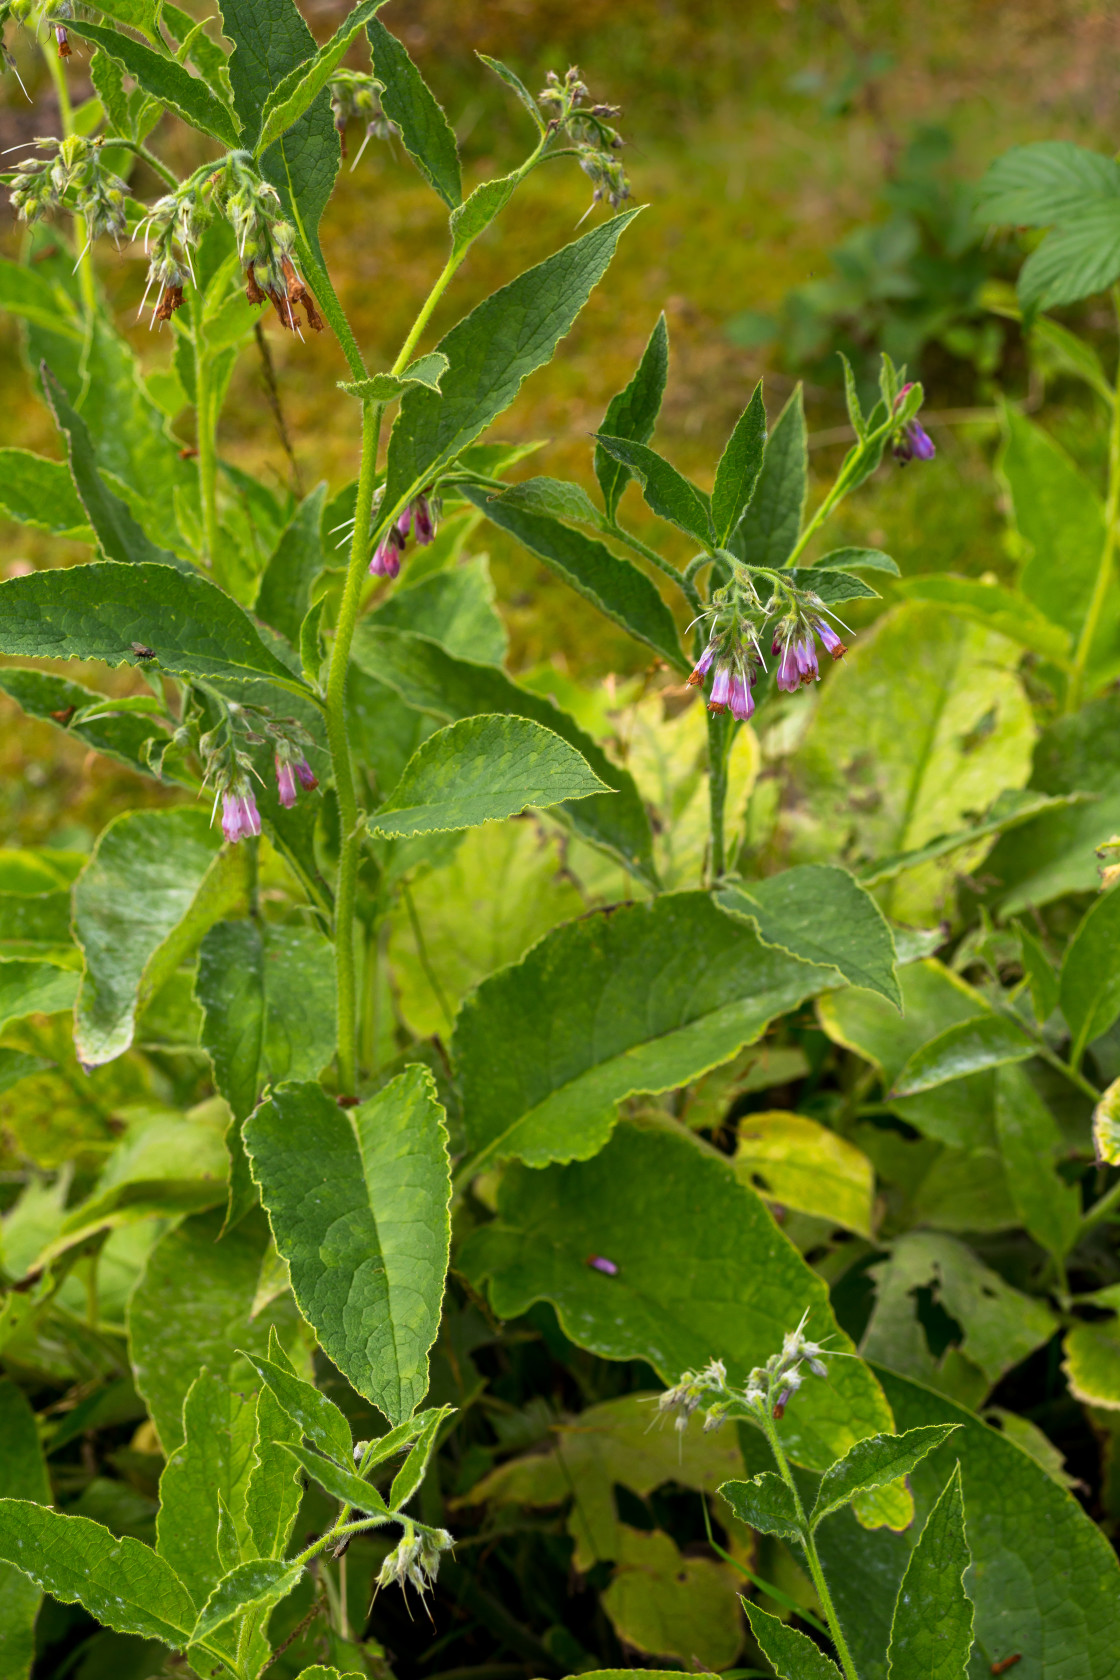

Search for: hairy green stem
xmin=761 ymin=1411 xmax=861 ymax=1680
xmin=195 ymin=345 xmax=221 ymax=580
xmin=44 ymin=44 xmax=96 ymax=318
xmin=1068 ymin=288 xmax=1120 ymax=712
xmin=325 ymin=398 xmax=382 ymax=1094
xmin=109 ymin=136 xmax=179 ymax=190
xmin=608 ymin=519 xmax=703 ymax=613
xmin=1079 ymin=1172 xmax=1120 ymax=1237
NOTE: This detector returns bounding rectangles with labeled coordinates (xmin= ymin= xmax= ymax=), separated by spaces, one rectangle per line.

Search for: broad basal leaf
xmin=245 ymin=1067 xmax=451 ymax=1424
xmin=452 ymin=890 xmax=831 ymax=1170
xmin=594 ymin=313 xmax=670 ymax=518
xmin=367 ymin=14 xmax=461 ymax=207
xmin=0 ymin=562 xmax=309 ymax=695
xmin=593 ymin=436 xmax=713 ymax=546
xmin=460 ymin=1120 xmax=897 ymax=1474
xmin=384 ymin=211 xmax=640 ymax=511
xmin=600 ymin=1526 xmax=743 ymax=1672
xmin=717 ymin=864 xmax=900 ymax=1008
xmin=727 ymin=386 xmax=806 ymax=570
xmin=711 ymin=380 xmax=767 ymax=545
xmin=74 ymin=809 xmax=245 ymax=1067
xmin=885 ymin=1465 xmax=973 ymax=1680
xmin=896 ymin=576 xmax=1071 ymax=664
xmin=462 ymin=485 xmax=687 ymax=669
xmin=65 ymin=19 xmax=239 ymax=145
xmin=370 ymin=714 xmax=608 ymax=839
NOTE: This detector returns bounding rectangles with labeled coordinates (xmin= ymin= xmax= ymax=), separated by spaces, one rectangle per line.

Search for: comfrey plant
xmin=1 ymin=6 xmax=1120 ymax=1680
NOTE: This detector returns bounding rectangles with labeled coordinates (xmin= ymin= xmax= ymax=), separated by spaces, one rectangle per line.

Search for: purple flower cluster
xmin=892 ymin=382 xmax=935 ymax=465
xmin=221 ymin=782 xmax=261 ymax=844
xmin=369 ymin=492 xmax=437 ymax=580
xmin=773 ymin=618 xmax=846 ymax=692
xmin=687 ymin=636 xmax=755 ymax=721
xmin=275 ymin=751 xmax=318 ymax=810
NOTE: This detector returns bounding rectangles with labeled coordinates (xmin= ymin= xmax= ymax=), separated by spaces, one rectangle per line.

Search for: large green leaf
xmin=351 ymin=625 xmax=656 ymax=882
xmin=257 ymin=2 xmax=386 ymax=158
xmin=384 ymin=211 xmax=640 ymax=511
xmin=370 ymin=714 xmax=607 ymax=839
xmin=245 ymin=1067 xmax=451 ymax=1425
xmin=594 ymin=314 xmax=670 ymax=519
xmin=128 ymin=1207 xmax=307 ymax=1452
xmin=717 ymin=865 xmax=900 ymax=1008
xmin=889 ymin=1014 xmax=1036 ymax=1097
xmin=0 ymin=562 xmax=309 ymax=694
xmin=452 ymin=891 xmax=830 ymax=1170
xmin=74 ymin=809 xmax=246 ymax=1067
xmin=711 ymin=381 xmax=767 ymax=545
xmin=366 ymin=14 xmax=461 ymax=207
xmin=599 ymin=1527 xmax=743 ymax=1672
xmin=0 ymin=962 xmax=78 ymax=1036
xmin=254 ymin=484 xmax=327 ymax=647
xmin=0 ymin=449 xmax=89 ymax=538
xmin=895 ymin=576 xmax=1071 ymax=664
xmin=0 ymin=1382 xmax=50 ymax=1680
xmin=742 ymin=1602 xmax=841 ymax=1680
xmin=65 ymin=20 xmax=240 ymax=145
xmin=728 ymin=387 xmax=806 ymax=569
xmin=788 ymin=603 xmax=1035 ymax=923
xmin=461 ymin=1121 xmax=896 ymax=1473
xmin=977 ymin=141 xmax=1120 ymax=227
xmin=368 ymin=557 xmax=507 ymax=666
xmin=0 ymin=1501 xmax=195 ymax=1646
xmin=592 ymin=436 xmax=713 ymax=546
xmin=886 ymin=1466 xmax=972 ymax=1680
xmin=1019 ymin=203 xmax=1120 ymax=312
xmin=733 ymin=1111 xmax=875 ymax=1238
xmin=1060 ymin=885 xmax=1120 ymax=1061
xmin=462 ymin=486 xmax=687 ymax=669
xmin=156 ymin=1370 xmax=258 ymax=1612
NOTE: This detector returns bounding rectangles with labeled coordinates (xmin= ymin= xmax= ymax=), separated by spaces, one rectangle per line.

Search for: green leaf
xmin=279 ymin=1442 xmax=390 ymax=1515
xmin=1094 ymin=1075 xmax=1120 ymax=1165
xmin=0 ymin=1381 xmax=50 ymax=1680
xmin=1060 ymin=886 xmax=1120 ymax=1061
xmin=711 ymin=381 xmax=767 ymax=545
xmin=977 ymin=140 xmax=1120 ymax=226
xmin=718 ymin=1471 xmax=801 ymax=1541
xmin=785 ymin=566 xmax=880 ymax=605
xmin=594 ymin=314 xmax=670 ymax=520
xmin=994 ymin=1063 xmax=1081 ymax=1259
xmin=811 ymin=1426 xmax=960 ymax=1528
xmin=1019 ymin=202 xmax=1120 ymax=312
xmin=453 ymin=891 xmax=830 ymax=1170
xmin=388 ymin=1405 xmax=450 ymax=1511
xmin=895 ymin=576 xmax=1071 ymax=664
xmin=463 ymin=485 xmax=686 ymax=669
xmin=858 ymin=790 xmax=1089 ymax=889
xmin=370 ymin=714 xmax=608 ymax=839
xmin=73 ymin=809 xmax=245 ymax=1067
xmin=0 ymin=258 xmax=82 ymax=341
xmin=811 ymin=546 xmax=900 ymax=576
xmin=600 ymin=1526 xmax=743 ymax=1672
xmin=156 ymin=1371 xmax=258 ymax=1612
xmin=65 ymin=20 xmax=239 ymax=145
xmin=351 ymin=625 xmax=657 ymax=883
xmin=196 ymin=919 xmax=337 ymax=1120
xmin=239 ymin=1352 xmax=353 ymax=1466
xmin=128 ymin=1207 xmax=307 ymax=1452
xmin=192 ymin=1558 xmax=301 ymax=1644
xmin=1015 ymin=919 xmax=1060 ymax=1022
xmin=593 ymin=436 xmax=712 ymax=546
xmin=245 ymin=1067 xmax=452 ymax=1425
xmin=717 ymin=864 xmax=900 ymax=1008
xmin=1063 ymin=1314 xmax=1120 ymax=1408
xmin=448 ymin=170 xmax=520 ymax=257
xmin=0 ymin=1501 xmax=195 ymax=1646
xmin=245 ymin=1375 xmax=302 ymax=1564
xmin=886 ymin=1465 xmax=973 ymax=1680
xmin=0 ymin=666 xmax=183 ymax=784
xmin=43 ymin=368 xmax=188 ymax=571
xmin=0 ymin=962 xmax=78 ymax=1035
xmin=368 ymin=557 xmax=507 ymax=666
xmin=476 ymin=53 xmax=544 ymax=130
xmin=489 ymin=475 xmax=604 ymax=528
xmin=461 ymin=1121 xmax=896 ymax=1474
xmin=254 ymin=484 xmax=327 ymax=647
xmin=742 ymin=1601 xmax=841 ymax=1680
xmin=339 ymin=353 xmax=450 ymax=401
xmin=889 ymin=1014 xmax=1036 ymax=1098
xmin=733 ymin=1111 xmax=875 ymax=1238
xmin=0 ymin=562 xmax=309 ymax=695
xmin=257 ymin=1 xmax=387 ymax=157
xmin=728 ymin=387 xmax=806 ymax=570
xmin=0 ymin=449 xmax=90 ymax=538
xmin=293 ymin=1669 xmax=364 ymax=1680
xmin=384 ymin=211 xmax=641 ymax=511
xmin=367 ymin=14 xmax=461 ymax=207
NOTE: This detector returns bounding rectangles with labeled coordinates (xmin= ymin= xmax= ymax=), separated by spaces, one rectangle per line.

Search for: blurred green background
xmin=0 ymin=0 xmax=1115 ymax=844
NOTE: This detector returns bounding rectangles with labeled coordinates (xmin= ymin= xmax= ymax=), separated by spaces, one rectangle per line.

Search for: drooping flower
xmin=275 ymin=756 xmax=297 ymax=809
xmin=687 ymin=636 xmax=719 ymax=687
xmin=368 ymin=492 xmax=440 ymax=580
xmin=892 ymin=381 xmax=935 ymax=465
xmin=275 ymin=748 xmax=318 ymax=807
xmin=221 ymin=780 xmax=262 ymax=844
xmin=377 ymin=1524 xmax=454 ymax=1599
xmin=369 ymin=525 xmax=405 ymax=579
xmin=814 ymin=617 xmax=846 ymax=660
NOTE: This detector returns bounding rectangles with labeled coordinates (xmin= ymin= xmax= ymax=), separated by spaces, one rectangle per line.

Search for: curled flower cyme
xmin=376 ymin=1524 xmax=454 ymax=1600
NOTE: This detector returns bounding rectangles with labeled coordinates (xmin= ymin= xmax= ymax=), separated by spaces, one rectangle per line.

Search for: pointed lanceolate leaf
xmin=0 ymin=562 xmax=310 ymax=696
xmin=811 ymin=1425 xmax=960 ymax=1528
xmin=279 ymin=1442 xmax=390 ymax=1515
xmin=728 ymin=386 xmax=806 ymax=569
xmin=1060 ymin=885 xmax=1120 ymax=1063
xmin=388 ymin=1405 xmax=451 ymax=1511
xmin=65 ymin=20 xmax=240 ymax=145
xmin=240 ymin=1352 xmax=353 ymax=1467
xmin=886 ymin=1465 xmax=973 ymax=1680
xmin=191 ymin=1558 xmax=302 ymax=1644
xmin=593 ymin=435 xmax=713 ymax=545
xmin=890 ymin=1014 xmax=1036 ymax=1097
xmin=711 ymin=381 xmax=767 ymax=545
xmin=742 ymin=1601 xmax=842 ymax=1680
xmin=717 ymin=865 xmax=901 ymax=1009
xmin=463 ymin=485 xmax=687 ymax=669
xmin=811 ymin=546 xmax=900 ymax=576
xmin=995 ymin=1063 xmax=1081 ymax=1259
xmin=718 ymin=1472 xmax=802 ymax=1542
xmin=594 ymin=314 xmax=670 ymax=519
xmin=367 ymin=15 xmax=462 ymax=207
xmin=256 ymin=1 xmax=387 ymax=157
xmin=245 ymin=1379 xmax=302 ymax=1563
xmin=0 ymin=1499 xmax=195 ymax=1645
xmin=477 ymin=52 xmax=544 ymax=130
xmin=245 ymin=1067 xmax=452 ymax=1425
xmin=453 ymin=891 xmax=831 ymax=1170
xmin=488 ymin=476 xmax=604 ymax=528
xmin=385 ymin=211 xmax=641 ymax=511
xmin=370 ymin=714 xmax=608 ymax=839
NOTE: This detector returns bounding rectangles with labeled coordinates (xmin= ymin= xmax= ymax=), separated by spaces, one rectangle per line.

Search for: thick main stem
xmin=326 ymin=399 xmax=382 ymax=1094
xmin=1068 ymin=288 xmax=1120 ymax=713
xmin=761 ymin=1412 xmax=861 ymax=1680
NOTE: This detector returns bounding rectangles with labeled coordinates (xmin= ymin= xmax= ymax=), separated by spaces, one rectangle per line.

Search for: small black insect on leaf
xmin=130 ymin=643 xmax=157 ymax=662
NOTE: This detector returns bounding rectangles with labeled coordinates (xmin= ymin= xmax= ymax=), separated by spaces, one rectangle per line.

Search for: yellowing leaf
xmin=734 ymin=1111 xmax=875 ymax=1237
